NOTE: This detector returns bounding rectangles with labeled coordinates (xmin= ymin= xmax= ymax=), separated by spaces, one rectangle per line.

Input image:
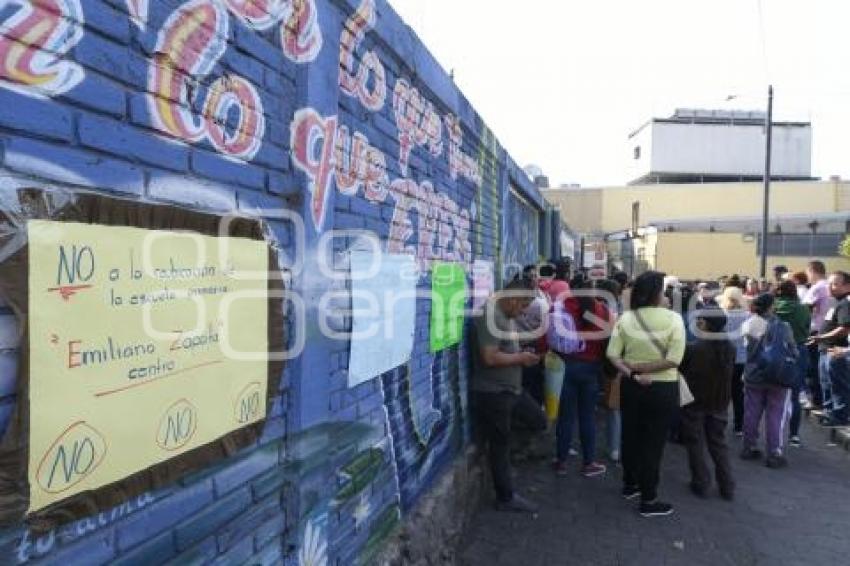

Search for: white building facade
xmin=628 ymin=109 xmax=813 ymax=184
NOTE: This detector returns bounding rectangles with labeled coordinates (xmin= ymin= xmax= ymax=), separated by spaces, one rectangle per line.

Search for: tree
xmin=840 ymin=235 xmax=850 ymax=259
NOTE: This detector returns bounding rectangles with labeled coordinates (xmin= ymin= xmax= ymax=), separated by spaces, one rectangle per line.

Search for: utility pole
xmin=579 ymin=236 xmax=585 ymax=275
xmin=760 ymin=85 xmax=774 ymax=278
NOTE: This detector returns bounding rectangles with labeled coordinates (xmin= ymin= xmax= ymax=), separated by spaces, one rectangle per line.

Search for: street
xmin=460 ymin=419 xmax=850 ymax=565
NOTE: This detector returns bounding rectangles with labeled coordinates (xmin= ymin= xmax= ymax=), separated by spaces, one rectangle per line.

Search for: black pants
xmin=474 ymin=391 xmax=547 ymax=502
xmin=806 ymin=340 xmax=822 ymax=407
xmin=522 ymin=361 xmax=545 ymax=407
xmin=680 ymin=406 xmax=734 ymax=495
xmin=621 ymin=378 xmax=678 ymax=503
xmin=731 ymin=364 xmax=745 ymax=432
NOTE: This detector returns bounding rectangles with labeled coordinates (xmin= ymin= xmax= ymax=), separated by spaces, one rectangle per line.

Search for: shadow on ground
xmin=459 ymin=418 xmax=850 ymax=566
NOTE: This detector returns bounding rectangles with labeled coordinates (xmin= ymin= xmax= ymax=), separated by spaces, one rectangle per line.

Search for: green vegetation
xmin=840 ymin=235 xmax=850 ymax=258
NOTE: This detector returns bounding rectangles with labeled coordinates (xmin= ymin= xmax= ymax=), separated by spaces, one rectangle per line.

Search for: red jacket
xmin=561 ymin=296 xmax=612 ymax=362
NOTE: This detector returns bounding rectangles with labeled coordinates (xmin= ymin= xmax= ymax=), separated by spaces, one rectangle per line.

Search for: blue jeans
xmin=824 ymin=353 xmax=850 ymax=423
xmin=556 ymin=359 xmax=600 ymax=464
xmin=607 ymin=409 xmax=621 ymax=457
xmin=819 ymin=352 xmax=833 ymax=412
xmin=789 ymin=343 xmax=809 ymax=436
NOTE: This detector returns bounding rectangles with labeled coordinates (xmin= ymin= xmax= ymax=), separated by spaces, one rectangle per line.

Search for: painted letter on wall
xmin=339 ymin=0 xmax=386 ymax=112
xmin=148 ymin=0 xmax=265 ymax=159
xmin=290 ymin=107 xmax=338 ymax=230
xmin=0 ymin=0 xmax=85 ymax=97
xmin=224 ymin=0 xmax=323 ymax=63
xmin=392 ymin=80 xmax=442 ymax=177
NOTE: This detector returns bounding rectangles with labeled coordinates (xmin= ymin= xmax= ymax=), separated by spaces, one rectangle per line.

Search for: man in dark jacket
xmin=679 ymin=306 xmax=736 ymax=500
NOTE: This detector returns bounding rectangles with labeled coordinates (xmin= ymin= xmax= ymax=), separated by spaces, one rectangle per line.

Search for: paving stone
xmin=459 ymin=417 xmax=850 ymax=566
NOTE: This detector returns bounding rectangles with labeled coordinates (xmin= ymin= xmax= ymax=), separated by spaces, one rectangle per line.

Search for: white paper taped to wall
xmin=348 ymin=251 xmax=417 ymax=387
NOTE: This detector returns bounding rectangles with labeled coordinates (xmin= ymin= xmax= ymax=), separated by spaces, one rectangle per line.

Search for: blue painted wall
xmin=0 ymin=1 xmax=543 ymax=564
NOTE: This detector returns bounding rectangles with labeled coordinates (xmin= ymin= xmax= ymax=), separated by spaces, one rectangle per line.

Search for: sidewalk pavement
xmin=459 ymin=418 xmax=850 ymax=566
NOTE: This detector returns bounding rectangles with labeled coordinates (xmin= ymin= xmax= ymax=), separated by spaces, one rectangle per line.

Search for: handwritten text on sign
xmin=27 ymin=220 xmax=269 ymax=512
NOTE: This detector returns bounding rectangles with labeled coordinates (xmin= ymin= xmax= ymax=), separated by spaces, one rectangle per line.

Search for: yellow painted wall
xmin=655 ymin=233 xmax=756 ymax=279
xmin=655 ymin=232 xmax=850 ymax=280
xmin=546 ymin=189 xmax=603 ymax=234
xmin=543 ymin=180 xmax=848 ymax=234
xmin=598 ymin=181 xmax=844 ymax=233
xmin=839 ymin=183 xmax=850 ymax=211
xmin=544 ymin=180 xmax=849 ymax=278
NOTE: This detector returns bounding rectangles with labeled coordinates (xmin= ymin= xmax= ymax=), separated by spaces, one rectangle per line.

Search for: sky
xmin=388 ymin=0 xmax=850 ymax=187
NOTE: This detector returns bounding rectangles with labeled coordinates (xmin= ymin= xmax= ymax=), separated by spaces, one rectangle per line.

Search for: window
xmin=757 ymin=233 xmax=844 ymax=257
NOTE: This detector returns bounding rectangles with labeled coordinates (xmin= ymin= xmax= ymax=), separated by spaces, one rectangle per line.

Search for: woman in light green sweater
xmin=607 ymin=271 xmax=686 ymax=518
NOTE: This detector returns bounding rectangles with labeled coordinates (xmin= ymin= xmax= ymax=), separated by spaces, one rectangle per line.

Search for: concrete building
xmin=627 ymin=108 xmax=814 ymax=185
xmin=543 ymin=108 xmax=845 ymax=280
xmin=544 ymin=180 xmax=850 ymax=279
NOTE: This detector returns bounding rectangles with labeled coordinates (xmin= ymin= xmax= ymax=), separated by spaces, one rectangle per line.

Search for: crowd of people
xmin=471 ymin=259 xmax=850 ymax=517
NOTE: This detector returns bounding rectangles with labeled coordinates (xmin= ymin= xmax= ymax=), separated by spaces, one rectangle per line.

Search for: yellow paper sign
xmin=26 ymin=220 xmax=269 ymax=512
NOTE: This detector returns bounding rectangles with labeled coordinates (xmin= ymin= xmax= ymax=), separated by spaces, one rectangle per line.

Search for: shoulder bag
xmin=633 ymin=310 xmax=694 ymax=407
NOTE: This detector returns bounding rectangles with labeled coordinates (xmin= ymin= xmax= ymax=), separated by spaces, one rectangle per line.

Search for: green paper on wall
xmin=430 ymin=262 xmax=467 ymax=352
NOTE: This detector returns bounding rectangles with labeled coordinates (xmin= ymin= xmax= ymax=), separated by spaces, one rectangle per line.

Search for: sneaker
xmin=609 ymin=450 xmax=621 ymax=463
xmin=639 ymin=501 xmax=674 ymax=517
xmin=740 ymin=447 xmax=763 ymax=461
xmin=733 ymin=429 xmax=744 ymax=438
xmin=581 ymin=462 xmax=607 ymax=477
xmin=568 ymin=447 xmax=579 ymax=457
xmin=765 ymin=454 xmax=788 ymax=469
xmin=622 ymin=486 xmax=641 ymax=500
xmin=789 ymin=436 xmax=802 ymax=448
xmin=553 ymin=461 xmax=570 ymax=476
xmin=495 ymin=494 xmax=539 ymax=514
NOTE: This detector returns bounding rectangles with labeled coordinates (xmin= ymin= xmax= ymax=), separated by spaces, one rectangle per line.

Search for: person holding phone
xmin=472 ymin=277 xmax=546 ymax=513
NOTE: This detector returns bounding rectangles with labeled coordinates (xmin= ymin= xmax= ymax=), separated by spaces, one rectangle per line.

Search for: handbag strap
xmin=633 ymin=310 xmax=669 ymax=359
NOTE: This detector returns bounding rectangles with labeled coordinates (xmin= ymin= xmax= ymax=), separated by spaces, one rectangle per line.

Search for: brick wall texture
xmin=0 ymin=1 xmax=549 ymax=564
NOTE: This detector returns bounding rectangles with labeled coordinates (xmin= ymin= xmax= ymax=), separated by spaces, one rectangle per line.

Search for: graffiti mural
xmin=0 ymin=0 xmax=85 ymax=97
xmin=386 ymin=178 xmax=472 ymax=270
xmin=126 ymin=0 xmax=149 ymax=29
xmin=381 ymin=347 xmax=465 ymax=508
xmin=278 ymin=0 xmax=322 ymax=63
xmin=392 ymin=79 xmax=442 ymax=177
xmin=11 ymin=492 xmax=156 ymax=564
xmin=0 ymin=0 xmax=546 ymax=564
xmin=445 ymin=114 xmax=483 ymax=187
xmin=338 ymin=0 xmax=385 ymax=112
xmin=334 ymin=124 xmax=388 ymax=202
xmin=147 ymin=0 xmax=265 ymax=159
xmin=290 ymin=109 xmax=471 ymax=270
xmin=502 ymin=187 xmax=541 ymax=280
xmin=225 ymin=0 xmax=322 ymax=62
xmin=297 ymin=518 xmax=328 ymax=566
xmin=289 ymin=107 xmax=338 ymax=230
xmin=474 ymin=126 xmax=501 ymax=262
